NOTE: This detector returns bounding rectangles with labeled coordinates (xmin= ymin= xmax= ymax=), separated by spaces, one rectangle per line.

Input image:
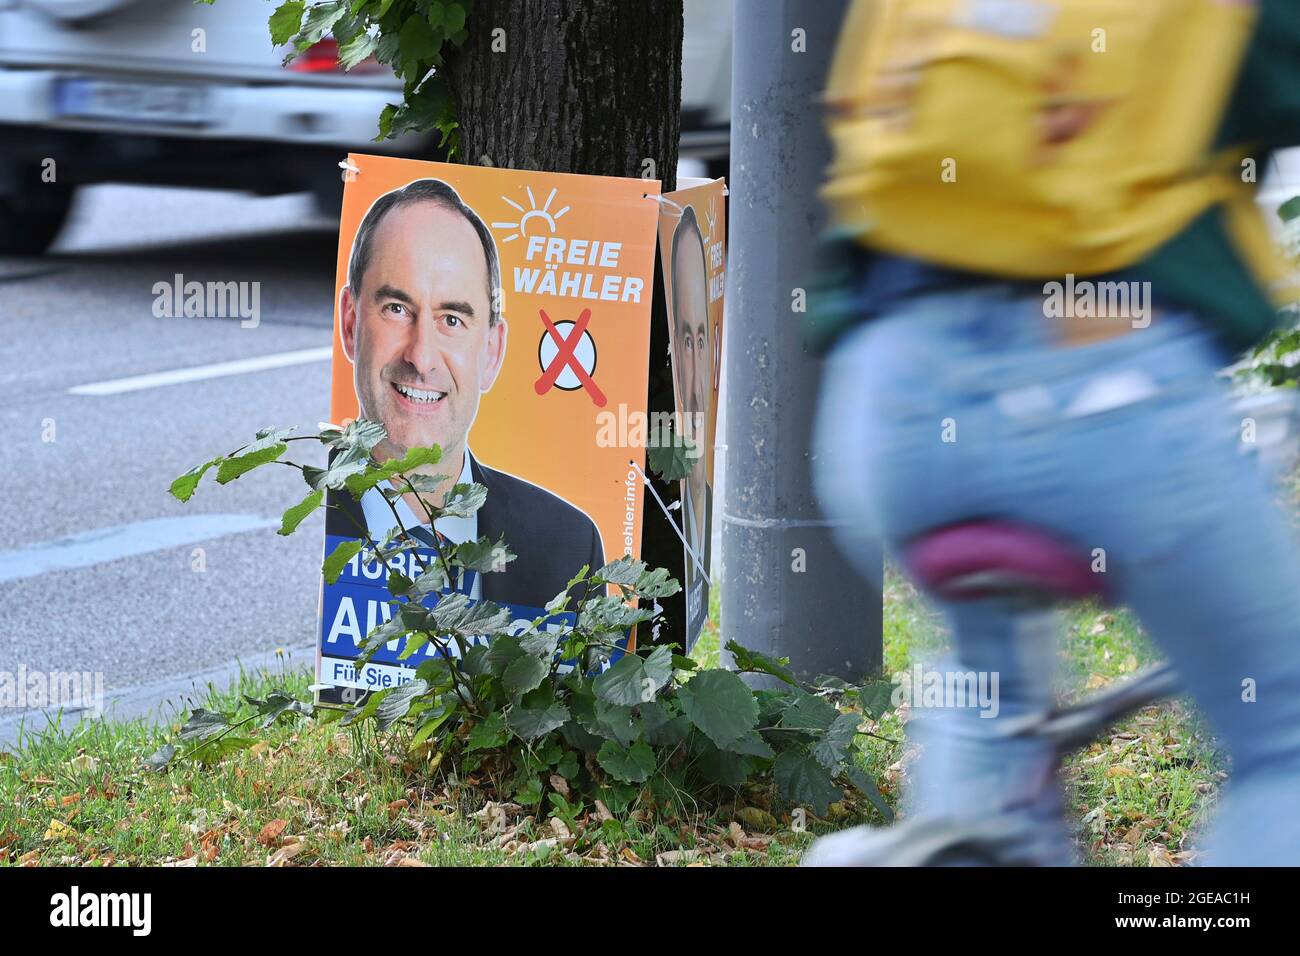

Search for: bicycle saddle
xmin=901 ymin=520 xmax=1103 ymax=602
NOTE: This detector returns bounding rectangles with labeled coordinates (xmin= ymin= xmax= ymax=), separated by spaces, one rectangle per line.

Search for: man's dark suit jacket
xmin=324 ymin=452 xmax=605 ymax=610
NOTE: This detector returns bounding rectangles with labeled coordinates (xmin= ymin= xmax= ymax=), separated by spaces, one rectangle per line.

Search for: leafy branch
xmin=197 ymin=0 xmax=471 ymax=148
xmin=165 ymin=420 xmax=893 ymax=825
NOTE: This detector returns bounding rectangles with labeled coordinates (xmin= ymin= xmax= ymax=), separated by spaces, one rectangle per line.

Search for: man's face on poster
xmin=671 ymin=227 xmax=711 ymax=501
xmin=340 ymin=201 xmax=506 ymax=466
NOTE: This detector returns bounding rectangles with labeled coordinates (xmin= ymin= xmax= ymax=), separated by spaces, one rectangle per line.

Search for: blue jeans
xmin=813 ymin=286 xmax=1300 ymax=865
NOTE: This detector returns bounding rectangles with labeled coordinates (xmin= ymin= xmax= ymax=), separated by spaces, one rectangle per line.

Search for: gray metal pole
xmin=721 ymin=0 xmax=881 ymax=682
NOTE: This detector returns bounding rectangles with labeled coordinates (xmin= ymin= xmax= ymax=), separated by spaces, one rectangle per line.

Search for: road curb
xmin=0 ymin=644 xmax=315 ymax=749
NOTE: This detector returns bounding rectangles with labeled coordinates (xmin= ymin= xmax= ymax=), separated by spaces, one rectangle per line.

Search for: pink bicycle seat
xmin=901 ymin=520 xmax=1103 ymax=602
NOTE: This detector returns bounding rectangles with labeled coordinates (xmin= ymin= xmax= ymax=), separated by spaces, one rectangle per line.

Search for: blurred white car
xmin=0 ymin=0 xmax=730 ymax=255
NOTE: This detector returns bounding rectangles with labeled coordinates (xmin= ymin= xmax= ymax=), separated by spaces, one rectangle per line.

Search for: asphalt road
xmin=0 ymin=184 xmax=340 ymax=731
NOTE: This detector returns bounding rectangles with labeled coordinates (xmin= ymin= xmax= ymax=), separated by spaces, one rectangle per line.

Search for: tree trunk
xmin=444 ymin=0 xmax=682 ymax=191
xmin=445 ymin=0 xmax=688 ymax=645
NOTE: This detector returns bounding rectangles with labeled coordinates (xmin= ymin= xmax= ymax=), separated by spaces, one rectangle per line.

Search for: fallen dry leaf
xmin=655 ymin=849 xmax=702 ymax=867
xmin=1148 ymin=845 xmax=1177 ymax=867
xmin=266 ymin=842 xmax=307 ymax=867
xmin=549 ymin=774 xmax=570 ymax=799
xmin=474 ymin=801 xmax=522 ymax=835
xmin=258 ymin=819 xmax=289 ymax=847
xmin=43 ymin=819 xmax=75 ymax=842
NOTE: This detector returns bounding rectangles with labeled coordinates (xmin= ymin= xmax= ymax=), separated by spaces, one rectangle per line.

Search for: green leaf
xmin=177 ymin=709 xmax=229 ymax=742
xmin=461 ymin=643 xmax=492 ymax=677
xmin=191 ymin=736 xmax=257 ymax=766
xmin=592 ymin=646 xmax=672 ymax=706
xmin=579 ymin=595 xmax=656 ymax=631
xmin=322 ymin=539 xmax=365 ymax=584
xmin=374 ymin=678 xmax=428 ymax=730
xmin=244 ymin=692 xmax=312 ymax=728
xmin=299 ymin=0 xmax=347 ymax=44
xmin=429 ymin=594 xmax=514 ymax=637
xmin=507 ymin=689 xmax=569 ymax=741
xmin=341 ymin=446 xmax=443 ymax=498
xmin=454 ymin=536 xmax=515 ymax=573
xmin=279 ymin=489 xmax=324 ymax=535
xmin=144 ymin=744 xmax=177 ymax=773
xmin=440 ymin=482 xmax=487 ymax=519
xmin=774 ymin=751 xmax=843 ymax=817
xmin=676 ymin=669 xmax=758 ymax=749
xmin=695 ymin=743 xmax=752 ymax=787
xmin=647 ymin=433 xmax=697 ymax=481
xmin=443 ymin=2 xmax=466 ymax=34
xmin=217 ymin=443 xmax=287 ymax=483
xmin=466 ymin=711 xmax=507 ymax=752
xmin=397 ymin=11 xmax=439 ymax=76
xmin=856 ymin=678 xmax=896 ymax=719
xmin=726 ymin=640 xmax=799 ymax=686
xmin=502 ymin=655 xmax=549 ymax=698
xmin=846 ymin=767 xmax=894 ymax=822
xmin=216 ymin=441 xmax=288 ymax=483
xmin=633 ymin=566 xmax=681 ymax=599
xmin=596 ymin=740 xmax=656 ymax=784
xmin=169 ymin=457 xmax=221 ymax=502
xmin=811 ymin=712 xmax=860 ymax=770
xmin=376 ymin=102 xmax=398 ymax=140
xmin=1279 ymin=196 xmax=1300 ymax=223
xmin=410 ymin=702 xmax=455 ymax=750
xmin=725 ymin=728 xmax=776 ymax=758
xmin=321 ymin=418 xmax=386 ymax=454
xmin=780 ymin=691 xmax=840 ymax=734
xmin=484 ymin=633 xmax=525 ymax=675
xmin=269 ymin=0 xmax=307 ymax=46
xmin=592 ymin=556 xmax=646 ymax=587
xmin=559 ymin=717 xmax=603 ymax=753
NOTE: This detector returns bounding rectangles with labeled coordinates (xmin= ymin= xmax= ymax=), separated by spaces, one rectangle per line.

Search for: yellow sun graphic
xmin=491 ymin=186 xmax=570 ymax=243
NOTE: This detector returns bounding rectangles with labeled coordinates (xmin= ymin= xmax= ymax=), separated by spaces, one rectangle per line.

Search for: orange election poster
xmin=316 ymin=154 xmax=661 ymax=704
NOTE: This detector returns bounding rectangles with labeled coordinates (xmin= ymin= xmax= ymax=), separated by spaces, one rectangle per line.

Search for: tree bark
xmin=444 ymin=0 xmax=682 ymax=191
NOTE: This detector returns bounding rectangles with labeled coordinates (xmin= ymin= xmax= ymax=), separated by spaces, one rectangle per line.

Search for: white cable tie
xmin=644 ymin=193 xmax=686 ymax=217
xmin=629 ymin=459 xmax=711 ymax=583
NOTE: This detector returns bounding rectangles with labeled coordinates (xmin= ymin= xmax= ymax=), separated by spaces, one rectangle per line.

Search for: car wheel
xmin=0 ymin=179 xmax=74 ymax=256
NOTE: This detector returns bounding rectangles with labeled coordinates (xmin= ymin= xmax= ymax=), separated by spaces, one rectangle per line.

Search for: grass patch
xmin=0 ymin=615 xmax=824 ymax=867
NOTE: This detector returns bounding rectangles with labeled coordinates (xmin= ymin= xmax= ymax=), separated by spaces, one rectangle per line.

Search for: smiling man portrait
xmin=326 ymin=177 xmax=605 ymax=609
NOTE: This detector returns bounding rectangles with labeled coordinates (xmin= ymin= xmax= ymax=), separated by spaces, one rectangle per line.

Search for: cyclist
xmin=806 ymin=0 xmax=1300 ymax=865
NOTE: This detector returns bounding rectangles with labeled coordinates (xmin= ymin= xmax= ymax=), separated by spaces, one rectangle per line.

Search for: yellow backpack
xmin=821 ymin=0 xmax=1266 ymax=279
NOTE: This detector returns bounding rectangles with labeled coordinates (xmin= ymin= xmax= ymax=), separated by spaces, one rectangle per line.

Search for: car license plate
xmin=53 ymin=77 xmax=212 ymax=127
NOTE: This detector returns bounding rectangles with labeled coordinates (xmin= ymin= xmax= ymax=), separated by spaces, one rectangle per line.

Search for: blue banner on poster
xmin=318 ymin=534 xmax=577 ymax=669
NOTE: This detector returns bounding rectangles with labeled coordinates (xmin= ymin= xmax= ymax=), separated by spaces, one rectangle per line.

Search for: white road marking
xmin=69 ymin=346 xmax=333 ymax=396
xmin=0 ymin=514 xmax=278 ymax=583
